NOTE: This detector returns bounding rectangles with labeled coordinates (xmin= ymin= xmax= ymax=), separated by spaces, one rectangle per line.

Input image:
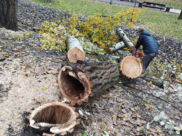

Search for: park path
xmin=96 ymin=0 xmax=181 ymax=14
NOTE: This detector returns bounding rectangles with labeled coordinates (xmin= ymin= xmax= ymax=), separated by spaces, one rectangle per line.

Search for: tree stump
xmin=28 ymin=102 xmax=79 ymax=135
xmin=57 ymin=61 xmax=120 ymax=105
xmin=66 ymin=36 xmax=85 ymax=63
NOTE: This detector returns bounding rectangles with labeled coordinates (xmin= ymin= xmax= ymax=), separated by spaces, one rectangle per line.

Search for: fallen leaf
xmin=130 ymin=108 xmax=135 ymax=112
xmin=145 ymin=103 xmax=153 ymax=110
xmin=42 ymin=87 xmax=46 ymax=91
xmin=2 ymin=52 xmax=9 ymax=57
xmin=112 ymin=114 xmax=117 ymax=125
xmin=101 ymin=95 xmax=107 ymax=98
xmin=7 ymin=44 xmax=11 ymax=48
xmin=44 ymin=67 xmax=47 ymax=71
xmin=37 ymin=99 xmax=42 ymax=103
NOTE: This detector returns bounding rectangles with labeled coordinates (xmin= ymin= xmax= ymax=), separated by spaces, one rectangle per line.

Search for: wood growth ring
xmin=120 ymin=55 xmax=143 ymax=79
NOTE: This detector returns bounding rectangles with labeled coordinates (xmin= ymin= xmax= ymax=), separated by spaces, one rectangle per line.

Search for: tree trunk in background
xmin=178 ymin=10 xmax=182 ymax=20
xmin=0 ymin=0 xmax=18 ymax=31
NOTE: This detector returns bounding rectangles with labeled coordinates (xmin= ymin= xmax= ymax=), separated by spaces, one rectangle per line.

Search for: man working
xmin=131 ymin=28 xmax=158 ymax=76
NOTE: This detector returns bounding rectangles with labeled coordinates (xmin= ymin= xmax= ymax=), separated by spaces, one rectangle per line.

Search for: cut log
xmin=118 ymin=50 xmax=132 ymax=56
xmin=108 ymin=41 xmax=125 ymax=53
xmin=120 ymin=55 xmax=143 ymax=79
xmin=28 ymin=102 xmax=79 ymax=135
xmin=66 ymin=36 xmax=85 ymax=63
xmin=85 ymin=49 xmax=121 ymax=62
xmin=143 ymin=76 xmax=164 ymax=88
xmin=57 ymin=61 xmax=120 ymax=105
xmin=116 ymin=28 xmax=135 ymax=51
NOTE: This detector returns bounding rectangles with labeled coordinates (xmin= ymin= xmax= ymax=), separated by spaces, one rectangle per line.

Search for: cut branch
xmin=108 ymin=41 xmax=125 ymax=53
xmin=116 ymin=28 xmax=134 ymax=50
xmin=85 ymin=49 xmax=121 ymax=62
xmin=143 ymin=76 xmax=164 ymax=88
xmin=66 ymin=36 xmax=85 ymax=63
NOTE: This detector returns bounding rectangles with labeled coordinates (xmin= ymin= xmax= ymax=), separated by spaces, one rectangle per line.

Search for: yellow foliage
xmin=38 ymin=7 xmax=145 ymax=52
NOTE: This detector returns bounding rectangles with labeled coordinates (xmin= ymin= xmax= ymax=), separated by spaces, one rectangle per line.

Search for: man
xmin=131 ymin=28 xmax=158 ymax=76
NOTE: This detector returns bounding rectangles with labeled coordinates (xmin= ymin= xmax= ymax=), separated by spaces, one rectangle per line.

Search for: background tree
xmin=178 ymin=10 xmax=182 ymax=19
xmin=0 ymin=0 xmax=18 ymax=31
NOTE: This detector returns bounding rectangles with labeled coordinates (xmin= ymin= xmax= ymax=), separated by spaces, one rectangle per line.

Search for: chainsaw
xmin=132 ymin=48 xmax=143 ymax=59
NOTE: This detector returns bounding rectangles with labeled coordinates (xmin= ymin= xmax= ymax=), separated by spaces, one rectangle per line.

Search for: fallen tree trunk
xmin=108 ymin=41 xmax=125 ymax=53
xmin=57 ymin=61 xmax=120 ymax=105
xmin=116 ymin=28 xmax=135 ymax=50
xmin=66 ymin=36 xmax=85 ymax=63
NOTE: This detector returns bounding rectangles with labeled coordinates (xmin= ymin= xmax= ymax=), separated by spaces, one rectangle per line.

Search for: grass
xmin=24 ymin=0 xmax=182 ymax=41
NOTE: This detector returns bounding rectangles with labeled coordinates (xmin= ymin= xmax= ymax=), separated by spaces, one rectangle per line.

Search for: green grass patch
xmin=24 ymin=0 xmax=182 ymax=41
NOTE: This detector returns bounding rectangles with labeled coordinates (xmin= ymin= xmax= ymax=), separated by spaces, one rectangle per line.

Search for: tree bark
xmin=0 ymin=0 xmax=18 ymax=31
xmin=108 ymin=41 xmax=125 ymax=53
xmin=57 ymin=61 xmax=120 ymax=105
xmin=66 ymin=36 xmax=85 ymax=63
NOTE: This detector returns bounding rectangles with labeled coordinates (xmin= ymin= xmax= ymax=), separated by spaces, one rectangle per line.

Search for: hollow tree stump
xmin=57 ymin=61 xmax=120 ymax=105
xmin=28 ymin=102 xmax=79 ymax=135
xmin=66 ymin=36 xmax=85 ymax=63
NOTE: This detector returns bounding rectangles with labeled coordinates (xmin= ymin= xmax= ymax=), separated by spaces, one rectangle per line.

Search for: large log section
xmin=57 ymin=61 xmax=120 ymax=106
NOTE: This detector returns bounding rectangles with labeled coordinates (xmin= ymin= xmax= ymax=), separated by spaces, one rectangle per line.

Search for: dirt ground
xmin=0 ymin=27 xmax=182 ymax=136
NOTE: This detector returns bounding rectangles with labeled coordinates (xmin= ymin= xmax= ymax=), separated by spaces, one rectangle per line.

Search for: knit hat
xmin=137 ymin=28 xmax=145 ymax=32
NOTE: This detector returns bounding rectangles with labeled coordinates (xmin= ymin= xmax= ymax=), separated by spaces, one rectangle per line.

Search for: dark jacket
xmin=135 ymin=30 xmax=158 ymax=54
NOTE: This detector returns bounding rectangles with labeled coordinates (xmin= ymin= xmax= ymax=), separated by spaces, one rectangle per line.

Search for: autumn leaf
xmin=41 ymin=87 xmax=46 ymax=91
xmin=37 ymin=99 xmax=42 ymax=103
xmin=7 ymin=44 xmax=11 ymax=48
xmin=145 ymin=103 xmax=153 ymax=110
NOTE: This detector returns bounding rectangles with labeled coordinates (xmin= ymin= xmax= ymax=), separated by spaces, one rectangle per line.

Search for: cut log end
xmin=129 ymin=46 xmax=135 ymax=51
xmin=57 ymin=66 xmax=92 ymax=105
xmin=120 ymin=56 xmax=143 ymax=79
xmin=68 ymin=47 xmax=85 ymax=63
xmin=29 ymin=102 xmax=78 ymax=135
